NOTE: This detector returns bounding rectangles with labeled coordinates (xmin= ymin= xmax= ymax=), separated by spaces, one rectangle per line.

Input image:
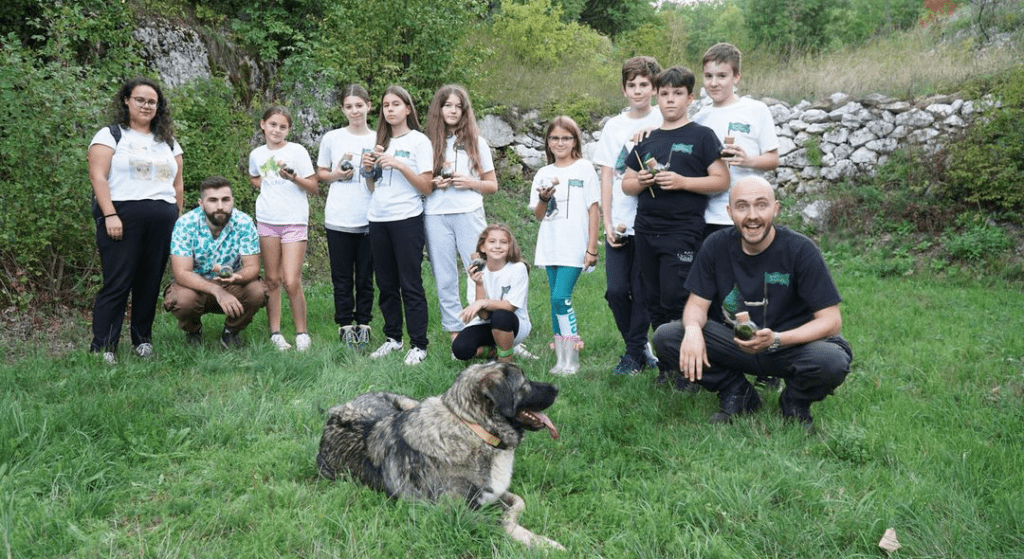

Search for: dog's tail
xmin=316 ymin=452 xmax=337 ymax=481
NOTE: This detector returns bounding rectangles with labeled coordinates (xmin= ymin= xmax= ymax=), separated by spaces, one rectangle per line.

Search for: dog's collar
xmin=460 ymin=418 xmax=508 ymax=450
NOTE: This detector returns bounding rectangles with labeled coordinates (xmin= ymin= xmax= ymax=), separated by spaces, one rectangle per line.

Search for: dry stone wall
xmin=479 ymin=91 xmax=995 ymax=199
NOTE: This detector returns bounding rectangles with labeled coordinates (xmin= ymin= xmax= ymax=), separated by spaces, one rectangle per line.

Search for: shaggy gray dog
xmin=317 ymin=362 xmax=563 ymax=549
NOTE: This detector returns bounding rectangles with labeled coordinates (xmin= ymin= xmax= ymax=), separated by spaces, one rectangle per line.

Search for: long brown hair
xmin=374 ymin=85 xmax=420 ymax=151
xmin=475 ymin=223 xmax=528 ymax=272
xmin=543 ymin=116 xmax=583 ymax=164
xmin=426 ymin=84 xmax=484 ymax=176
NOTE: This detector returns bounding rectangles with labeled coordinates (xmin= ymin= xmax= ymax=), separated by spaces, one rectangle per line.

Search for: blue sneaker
xmin=612 ymin=354 xmax=643 ymax=376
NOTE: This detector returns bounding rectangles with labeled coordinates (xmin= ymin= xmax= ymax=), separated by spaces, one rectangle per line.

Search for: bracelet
xmin=539 ymin=195 xmax=551 ymax=203
xmin=587 ymin=250 xmax=598 ymax=257
xmin=104 ymin=213 xmax=118 ymax=218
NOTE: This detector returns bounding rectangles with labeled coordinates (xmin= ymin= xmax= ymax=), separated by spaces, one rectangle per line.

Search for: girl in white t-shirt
xmin=317 ymin=84 xmax=377 ymax=349
xmin=248 ymin=105 xmax=318 ymax=351
xmin=360 ymin=85 xmax=434 ymax=366
xmin=529 ymin=116 xmax=600 ymax=375
xmin=424 ymin=84 xmax=498 ymax=341
xmin=452 ymin=224 xmax=530 ymax=363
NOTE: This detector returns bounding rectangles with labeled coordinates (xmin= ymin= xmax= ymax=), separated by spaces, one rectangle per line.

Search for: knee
xmin=652 ymin=322 xmax=682 ymax=364
xmin=549 ymin=295 xmax=571 ymax=315
xmin=490 ymin=310 xmax=517 ymax=332
xmin=451 ymin=337 xmax=477 ymax=361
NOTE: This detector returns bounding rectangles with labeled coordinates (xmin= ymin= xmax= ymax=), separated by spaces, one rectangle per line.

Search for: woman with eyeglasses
xmin=528 ymin=116 xmax=600 ymax=376
xmin=87 ymin=77 xmax=184 ymax=364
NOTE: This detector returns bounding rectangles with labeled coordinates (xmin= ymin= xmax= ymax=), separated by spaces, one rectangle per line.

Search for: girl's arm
xmin=173 ymin=154 xmax=184 ymax=214
xmin=287 ymin=171 xmax=319 ymax=195
xmin=533 ymin=186 xmax=554 ymax=220
xmin=584 ymin=202 xmax=600 ymax=268
xmin=451 ymin=169 xmax=498 ymax=194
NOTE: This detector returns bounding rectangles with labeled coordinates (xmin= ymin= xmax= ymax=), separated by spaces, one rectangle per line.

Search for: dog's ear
xmin=480 ymin=364 xmax=518 ymax=418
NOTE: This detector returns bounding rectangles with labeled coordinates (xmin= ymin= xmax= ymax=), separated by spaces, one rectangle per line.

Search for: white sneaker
xmin=270 ymin=332 xmax=292 ymax=351
xmin=295 ymin=333 xmax=311 ymax=351
xmin=644 ymin=341 xmax=659 ymax=369
xmin=370 ymin=337 xmax=403 ymax=359
xmin=102 ymin=351 xmax=117 ymax=365
xmin=339 ymin=325 xmax=357 ymax=345
xmin=356 ymin=325 xmax=371 ymax=347
xmin=134 ymin=343 xmax=153 ymax=359
xmin=404 ymin=347 xmax=427 ymax=365
xmin=513 ymin=344 xmax=539 ymax=360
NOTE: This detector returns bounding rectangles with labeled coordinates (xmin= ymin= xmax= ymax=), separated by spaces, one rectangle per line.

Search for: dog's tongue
xmin=534 ymin=411 xmax=559 ymax=440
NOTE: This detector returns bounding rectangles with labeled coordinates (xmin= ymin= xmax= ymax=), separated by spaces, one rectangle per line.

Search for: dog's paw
xmin=507 ymin=524 xmax=565 ymax=551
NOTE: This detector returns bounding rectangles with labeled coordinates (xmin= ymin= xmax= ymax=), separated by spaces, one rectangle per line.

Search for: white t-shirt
xmin=528 ymin=159 xmax=600 ymax=268
xmin=90 ymin=126 xmax=183 ymax=204
xmin=591 ymin=108 xmax=663 ymax=236
xmin=464 ymin=261 xmax=532 ymax=345
xmin=423 ymin=135 xmax=494 ymax=215
xmin=693 ymin=97 xmax=780 ymax=225
xmin=366 ymin=130 xmax=433 ymax=222
xmin=318 ymin=127 xmax=376 ymax=231
xmin=248 ymin=142 xmax=316 ymax=226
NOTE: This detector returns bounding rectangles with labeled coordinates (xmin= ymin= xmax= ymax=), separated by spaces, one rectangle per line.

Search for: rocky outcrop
xmin=133 ymin=23 xmax=211 ymax=88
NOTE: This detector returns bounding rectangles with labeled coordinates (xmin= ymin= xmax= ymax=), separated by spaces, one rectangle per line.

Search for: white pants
xmin=424 ymin=208 xmax=487 ymax=332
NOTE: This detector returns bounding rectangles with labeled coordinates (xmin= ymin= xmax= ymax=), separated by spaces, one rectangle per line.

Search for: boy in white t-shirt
xmin=693 ymin=42 xmax=780 ymax=239
xmin=592 ymin=56 xmax=663 ymax=376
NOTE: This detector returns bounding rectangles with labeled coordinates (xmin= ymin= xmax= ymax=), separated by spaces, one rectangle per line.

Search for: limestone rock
xmin=478 ymin=115 xmax=515 ymax=148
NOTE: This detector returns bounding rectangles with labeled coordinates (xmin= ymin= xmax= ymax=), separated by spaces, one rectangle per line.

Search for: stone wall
xmin=477 ymin=91 xmax=995 ymax=199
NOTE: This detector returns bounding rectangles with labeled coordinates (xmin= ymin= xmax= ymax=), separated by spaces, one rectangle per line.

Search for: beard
xmin=206 ymin=209 xmax=231 ymax=227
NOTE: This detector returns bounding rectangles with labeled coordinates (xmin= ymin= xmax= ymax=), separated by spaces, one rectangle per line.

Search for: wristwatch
xmin=769 ymin=332 xmax=782 ymax=351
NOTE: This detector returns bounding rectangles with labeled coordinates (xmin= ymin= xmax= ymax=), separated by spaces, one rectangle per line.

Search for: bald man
xmin=652 ymin=176 xmax=852 ymax=428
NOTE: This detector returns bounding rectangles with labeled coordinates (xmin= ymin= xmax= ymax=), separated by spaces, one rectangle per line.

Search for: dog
xmin=317 ymin=362 xmax=563 ymax=549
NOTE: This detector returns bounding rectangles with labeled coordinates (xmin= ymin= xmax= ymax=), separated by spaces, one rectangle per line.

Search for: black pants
xmin=91 ymin=199 xmax=178 ymax=352
xmin=653 ymin=320 xmax=853 ymax=402
xmin=451 ymin=310 xmax=519 ymax=361
xmin=326 ymin=228 xmax=373 ymax=326
xmin=369 ymin=214 xmax=429 ymax=350
xmin=635 ymin=230 xmax=702 ymax=331
xmin=604 ymin=237 xmax=650 ymax=360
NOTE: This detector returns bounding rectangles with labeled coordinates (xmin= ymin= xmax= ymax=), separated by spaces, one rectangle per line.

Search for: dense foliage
xmin=0 ymin=0 xmax=1019 ymax=308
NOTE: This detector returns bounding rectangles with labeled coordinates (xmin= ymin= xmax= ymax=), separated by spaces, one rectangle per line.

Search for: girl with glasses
xmin=87 ymin=77 xmax=183 ymax=364
xmin=529 ymin=116 xmax=600 ymax=375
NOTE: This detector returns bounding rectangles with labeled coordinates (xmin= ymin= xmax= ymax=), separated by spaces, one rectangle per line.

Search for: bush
xmin=942 ymin=213 xmax=1013 ymax=263
xmin=0 ymin=37 xmax=110 ymax=306
xmin=945 ymin=68 xmax=1024 ymax=216
xmin=169 ymin=79 xmax=256 ymax=210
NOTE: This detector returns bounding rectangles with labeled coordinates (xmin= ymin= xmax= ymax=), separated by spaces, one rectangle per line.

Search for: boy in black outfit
xmin=622 ymin=66 xmax=729 ymax=386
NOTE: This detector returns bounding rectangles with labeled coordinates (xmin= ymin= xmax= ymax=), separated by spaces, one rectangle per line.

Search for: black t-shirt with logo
xmin=625 ymin=123 xmax=722 ymax=235
xmin=685 ymin=225 xmax=842 ymax=331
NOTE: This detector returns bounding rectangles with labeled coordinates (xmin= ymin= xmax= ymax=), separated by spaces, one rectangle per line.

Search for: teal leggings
xmin=546 ymin=265 xmax=582 ymax=336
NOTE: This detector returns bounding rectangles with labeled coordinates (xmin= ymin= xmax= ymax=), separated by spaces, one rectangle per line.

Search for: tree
xmin=745 ymin=0 xmax=836 ymax=56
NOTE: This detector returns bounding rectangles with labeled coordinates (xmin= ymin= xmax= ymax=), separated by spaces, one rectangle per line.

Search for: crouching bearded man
xmin=163 ymin=176 xmax=268 ymax=348
xmin=653 ymin=176 xmax=852 ymax=429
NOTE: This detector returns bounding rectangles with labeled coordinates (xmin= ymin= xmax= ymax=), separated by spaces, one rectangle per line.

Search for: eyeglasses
xmin=131 ymin=97 xmax=158 ymax=108
xmin=548 ymin=136 xmax=574 ymax=144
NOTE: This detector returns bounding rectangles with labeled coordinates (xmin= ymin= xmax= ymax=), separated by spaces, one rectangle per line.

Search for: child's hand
xmin=459 ymin=301 xmax=485 ymax=324
xmin=637 ymin=169 xmax=656 ymax=188
xmin=336 ymin=164 xmax=355 ymax=181
xmin=724 ymin=144 xmax=751 ymax=167
xmin=450 ymin=173 xmax=474 ymax=190
xmin=584 ymin=250 xmax=598 ymax=269
xmin=277 ymin=161 xmax=296 ymax=180
xmin=432 ymin=175 xmax=452 ymax=189
xmin=536 ymin=186 xmax=555 ymax=202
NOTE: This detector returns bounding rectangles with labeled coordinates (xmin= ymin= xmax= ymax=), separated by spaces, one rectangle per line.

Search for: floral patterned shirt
xmin=170 ymin=207 xmax=260 ymax=279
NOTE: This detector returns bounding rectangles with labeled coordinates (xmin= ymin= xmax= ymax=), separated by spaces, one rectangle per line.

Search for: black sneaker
xmin=186 ymin=329 xmax=203 ymax=346
xmin=221 ymin=327 xmax=242 ymax=350
xmin=709 ymin=383 xmax=762 ymax=424
xmin=612 ymin=354 xmax=643 ymax=376
xmin=779 ymin=390 xmax=814 ymax=429
xmin=672 ymin=371 xmax=701 ymax=394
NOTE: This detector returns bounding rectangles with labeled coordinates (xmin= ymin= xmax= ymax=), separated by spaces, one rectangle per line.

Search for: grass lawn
xmin=2 ymin=199 xmax=1023 ymax=557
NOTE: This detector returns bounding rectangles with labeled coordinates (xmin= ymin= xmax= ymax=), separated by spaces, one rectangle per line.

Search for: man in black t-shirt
xmin=653 ymin=176 xmax=852 ymax=428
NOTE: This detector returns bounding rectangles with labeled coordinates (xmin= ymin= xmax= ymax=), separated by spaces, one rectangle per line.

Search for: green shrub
xmin=492 ymin=0 xmax=607 ymax=69
xmin=945 ymin=68 xmax=1024 ymax=216
xmin=942 ymin=213 xmax=1013 ymax=263
xmin=169 ymin=78 xmax=256 ymax=211
xmin=0 ymin=37 xmax=111 ymax=306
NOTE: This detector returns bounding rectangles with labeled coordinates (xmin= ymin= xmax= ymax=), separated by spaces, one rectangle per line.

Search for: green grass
xmin=2 ymin=182 xmax=1024 ymax=557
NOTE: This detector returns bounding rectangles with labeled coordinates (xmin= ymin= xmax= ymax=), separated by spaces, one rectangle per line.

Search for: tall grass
xmin=2 ymin=179 xmax=1023 ymax=557
xmin=741 ymin=23 xmax=1022 ymax=103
